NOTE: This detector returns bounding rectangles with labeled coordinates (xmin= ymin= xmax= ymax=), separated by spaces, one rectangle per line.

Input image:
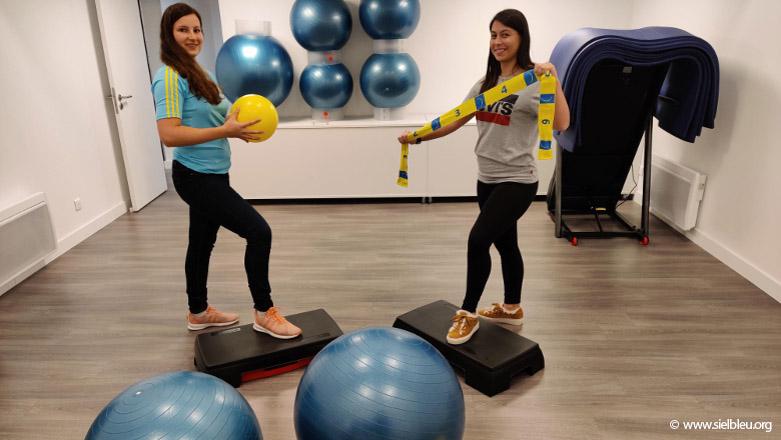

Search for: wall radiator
xmin=0 ymin=193 xmax=56 ymax=296
xmin=640 ymin=155 xmax=707 ymax=231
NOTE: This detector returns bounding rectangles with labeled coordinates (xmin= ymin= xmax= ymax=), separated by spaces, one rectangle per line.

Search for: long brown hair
xmin=480 ymin=9 xmax=534 ymax=93
xmin=160 ymin=3 xmax=221 ymax=104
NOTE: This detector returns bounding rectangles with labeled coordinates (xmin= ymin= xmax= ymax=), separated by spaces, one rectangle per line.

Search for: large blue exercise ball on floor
xmin=216 ymin=34 xmax=294 ymax=106
xmin=360 ymin=53 xmax=420 ymax=108
xmin=300 ymin=63 xmax=354 ymax=109
xmin=359 ymin=0 xmax=421 ymax=39
xmin=85 ymin=371 xmax=262 ymax=440
xmin=290 ymin=0 xmax=352 ymax=51
xmin=294 ymin=327 xmax=465 ymax=440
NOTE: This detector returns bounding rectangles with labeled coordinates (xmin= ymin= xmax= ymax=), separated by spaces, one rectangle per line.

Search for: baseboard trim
xmin=2 ymin=202 xmax=127 ymax=297
xmin=247 ymin=196 xmax=478 ymax=205
xmin=45 ymin=202 xmax=128 ymax=264
xmin=246 ymin=194 xmax=624 ymax=205
xmin=0 ymin=259 xmax=47 ymax=297
xmin=685 ymin=228 xmax=781 ymax=303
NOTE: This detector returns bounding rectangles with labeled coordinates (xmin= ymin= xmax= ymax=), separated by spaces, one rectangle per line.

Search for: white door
xmin=95 ymin=0 xmax=167 ymax=212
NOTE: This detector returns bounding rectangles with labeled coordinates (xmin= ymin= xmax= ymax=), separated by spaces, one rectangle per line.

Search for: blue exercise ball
xmin=294 ymin=327 xmax=465 ymax=440
xmin=359 ymin=0 xmax=420 ymax=39
xmin=300 ymin=63 xmax=353 ymax=109
xmin=360 ymin=53 xmax=420 ymax=108
xmin=290 ymin=0 xmax=352 ymax=51
xmin=216 ymin=34 xmax=294 ymax=106
xmin=85 ymin=371 xmax=262 ymax=440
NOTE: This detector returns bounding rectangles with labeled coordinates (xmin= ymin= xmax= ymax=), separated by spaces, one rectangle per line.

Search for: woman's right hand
xmin=223 ymin=110 xmax=263 ymax=142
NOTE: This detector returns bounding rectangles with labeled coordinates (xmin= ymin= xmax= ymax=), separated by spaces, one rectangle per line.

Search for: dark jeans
xmin=462 ymin=180 xmax=538 ymax=312
xmin=172 ymin=160 xmax=273 ymax=313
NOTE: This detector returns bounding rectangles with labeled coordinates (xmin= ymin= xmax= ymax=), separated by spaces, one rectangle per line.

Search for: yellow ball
xmin=229 ymin=94 xmax=279 ymax=142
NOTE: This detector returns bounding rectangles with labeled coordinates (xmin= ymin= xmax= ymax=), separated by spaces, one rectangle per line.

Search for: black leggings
xmin=172 ymin=160 xmax=273 ymax=313
xmin=462 ymin=180 xmax=538 ymax=312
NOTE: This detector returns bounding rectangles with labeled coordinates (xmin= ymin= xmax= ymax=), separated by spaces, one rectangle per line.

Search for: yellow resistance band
xmin=398 ymin=69 xmax=556 ymax=187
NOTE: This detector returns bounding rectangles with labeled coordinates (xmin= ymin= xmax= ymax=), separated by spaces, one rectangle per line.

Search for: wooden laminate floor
xmin=1 ymin=188 xmax=779 ymax=439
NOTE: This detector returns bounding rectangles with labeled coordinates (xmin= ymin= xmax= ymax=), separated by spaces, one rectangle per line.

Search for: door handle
xmin=118 ymin=94 xmax=133 ymax=110
xmin=104 ymin=88 xmax=133 ymax=112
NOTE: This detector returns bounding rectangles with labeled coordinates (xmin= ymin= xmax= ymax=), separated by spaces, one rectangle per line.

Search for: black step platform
xmin=393 ymin=300 xmax=544 ymax=397
xmin=194 ymin=309 xmax=342 ymax=387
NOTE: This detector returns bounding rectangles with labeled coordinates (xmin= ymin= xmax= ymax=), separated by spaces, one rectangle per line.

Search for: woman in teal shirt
xmin=152 ymin=3 xmax=301 ymax=339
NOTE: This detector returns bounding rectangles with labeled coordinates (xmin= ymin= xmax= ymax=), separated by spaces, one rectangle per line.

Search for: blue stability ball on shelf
xmin=290 ymin=0 xmax=352 ymax=51
xmin=216 ymin=33 xmax=294 ymax=106
xmin=360 ymin=53 xmax=420 ymax=108
xmin=294 ymin=327 xmax=465 ymax=440
xmin=359 ymin=0 xmax=421 ymax=39
xmin=300 ymin=63 xmax=354 ymax=109
xmin=85 ymin=371 xmax=263 ymax=440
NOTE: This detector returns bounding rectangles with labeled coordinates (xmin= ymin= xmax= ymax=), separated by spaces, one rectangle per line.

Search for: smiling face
xmin=490 ymin=20 xmax=520 ymax=64
xmin=173 ymin=13 xmax=203 ymax=57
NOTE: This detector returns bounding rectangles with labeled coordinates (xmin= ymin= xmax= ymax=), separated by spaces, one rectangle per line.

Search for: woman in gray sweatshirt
xmin=398 ymin=8 xmax=570 ymax=345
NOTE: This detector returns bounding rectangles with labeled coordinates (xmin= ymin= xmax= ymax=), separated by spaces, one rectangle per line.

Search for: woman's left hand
xmin=534 ymin=62 xmax=558 ymax=79
xmin=397 ymin=131 xmax=412 ymax=144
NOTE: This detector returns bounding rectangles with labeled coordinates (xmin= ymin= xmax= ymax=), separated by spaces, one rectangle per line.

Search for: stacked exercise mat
xmin=546 ymin=27 xmax=719 ymax=232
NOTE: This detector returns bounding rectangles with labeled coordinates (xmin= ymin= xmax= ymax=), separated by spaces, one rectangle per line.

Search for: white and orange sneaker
xmin=187 ymin=306 xmax=239 ymax=330
xmin=253 ymin=307 xmax=302 ymax=339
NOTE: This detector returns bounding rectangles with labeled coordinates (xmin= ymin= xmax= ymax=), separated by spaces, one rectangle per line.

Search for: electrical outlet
xmin=74 ymin=198 xmax=82 ymax=211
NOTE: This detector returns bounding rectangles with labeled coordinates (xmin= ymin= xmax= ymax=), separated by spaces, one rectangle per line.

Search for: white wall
xmin=218 ymin=0 xmax=634 ymax=118
xmin=0 ymin=0 xmax=128 ymax=262
xmin=630 ymin=0 xmax=781 ymax=301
